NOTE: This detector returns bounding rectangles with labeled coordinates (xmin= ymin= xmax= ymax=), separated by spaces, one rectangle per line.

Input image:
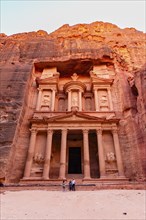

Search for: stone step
xmin=1 ymin=183 xmax=145 ymax=191
xmin=20 ymin=176 xmax=129 ymax=185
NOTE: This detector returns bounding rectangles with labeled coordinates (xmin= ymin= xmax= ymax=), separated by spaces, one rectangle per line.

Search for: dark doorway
xmin=68 ymin=147 xmax=82 ymax=174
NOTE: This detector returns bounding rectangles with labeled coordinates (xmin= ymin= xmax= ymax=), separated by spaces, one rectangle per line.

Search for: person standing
xmin=69 ymin=180 xmax=72 ymax=191
xmin=72 ymin=178 xmax=76 ymax=191
xmin=62 ymin=179 xmax=66 ymax=192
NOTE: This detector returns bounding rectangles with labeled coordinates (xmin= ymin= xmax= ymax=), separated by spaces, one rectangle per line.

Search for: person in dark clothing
xmin=69 ymin=180 xmax=72 ymax=191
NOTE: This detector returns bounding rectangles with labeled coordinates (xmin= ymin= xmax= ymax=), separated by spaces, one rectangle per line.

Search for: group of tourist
xmin=62 ymin=178 xmax=76 ymax=192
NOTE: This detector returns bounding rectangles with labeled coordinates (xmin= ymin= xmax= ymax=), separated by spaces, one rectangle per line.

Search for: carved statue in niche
xmin=72 ymin=92 xmax=79 ymax=106
xmin=42 ymin=94 xmax=51 ymax=106
xmin=100 ymin=95 xmax=108 ymax=106
xmin=106 ymin=152 xmax=116 ymax=163
xmin=33 ymin=153 xmax=44 ymax=164
xmin=105 ymin=152 xmax=117 ymax=174
xmin=99 ymin=90 xmax=109 ymax=111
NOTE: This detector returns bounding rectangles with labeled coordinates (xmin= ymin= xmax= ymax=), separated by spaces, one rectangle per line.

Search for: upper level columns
xmin=36 ymin=88 xmax=42 ymax=111
xmin=24 ymin=128 xmax=38 ymax=178
xmin=43 ymin=129 xmax=53 ymax=179
xmin=51 ymin=89 xmax=56 ymax=111
xmin=63 ymin=76 xmax=86 ymax=112
xmin=59 ymin=129 xmax=68 ymax=179
xmin=79 ymin=91 xmax=82 ymax=111
xmin=94 ymin=89 xmax=99 ymax=111
xmin=83 ymin=129 xmax=91 ymax=179
xmin=68 ymin=90 xmax=71 ymax=111
xmin=107 ymin=88 xmax=113 ymax=110
xmin=112 ymin=129 xmax=125 ymax=177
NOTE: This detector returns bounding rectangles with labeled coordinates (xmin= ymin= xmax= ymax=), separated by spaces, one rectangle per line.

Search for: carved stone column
xmin=83 ymin=129 xmax=91 ymax=179
xmin=24 ymin=128 xmax=37 ymax=178
xmin=79 ymin=91 xmax=82 ymax=111
xmin=112 ymin=129 xmax=125 ymax=177
xmin=59 ymin=129 xmax=68 ymax=179
xmin=94 ymin=89 xmax=99 ymax=111
xmin=51 ymin=89 xmax=56 ymax=111
xmin=68 ymin=90 xmax=71 ymax=111
xmin=36 ymin=88 xmax=42 ymax=111
xmin=43 ymin=129 xmax=53 ymax=179
xmin=96 ymin=129 xmax=106 ymax=177
xmin=107 ymin=88 xmax=113 ymax=110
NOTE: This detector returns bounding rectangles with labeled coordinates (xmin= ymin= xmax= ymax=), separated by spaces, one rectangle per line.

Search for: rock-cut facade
xmin=0 ymin=22 xmax=145 ymax=184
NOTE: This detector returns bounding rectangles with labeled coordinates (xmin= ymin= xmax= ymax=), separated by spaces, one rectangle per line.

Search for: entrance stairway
xmin=1 ymin=175 xmax=145 ymax=191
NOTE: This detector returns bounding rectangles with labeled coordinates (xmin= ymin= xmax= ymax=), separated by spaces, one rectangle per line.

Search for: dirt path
xmin=1 ymin=190 xmax=145 ymax=220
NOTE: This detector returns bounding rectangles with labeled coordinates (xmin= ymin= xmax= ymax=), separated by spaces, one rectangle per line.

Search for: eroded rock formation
xmin=0 ymin=21 xmax=145 ymax=183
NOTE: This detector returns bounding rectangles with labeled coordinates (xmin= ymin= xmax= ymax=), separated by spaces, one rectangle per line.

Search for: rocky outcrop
xmin=0 ymin=21 xmax=145 ymax=182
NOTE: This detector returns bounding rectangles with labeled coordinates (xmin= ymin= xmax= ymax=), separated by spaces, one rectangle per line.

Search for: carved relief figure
xmin=99 ymin=90 xmax=109 ymax=111
xmin=43 ymin=95 xmax=51 ymax=106
xmin=106 ymin=152 xmax=116 ymax=163
xmin=33 ymin=153 xmax=44 ymax=164
xmin=72 ymin=92 xmax=79 ymax=106
xmin=100 ymin=95 xmax=108 ymax=106
xmin=71 ymin=73 xmax=79 ymax=81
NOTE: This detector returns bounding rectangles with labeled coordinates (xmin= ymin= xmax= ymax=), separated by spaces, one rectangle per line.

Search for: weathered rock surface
xmin=0 ymin=21 xmax=145 ymax=182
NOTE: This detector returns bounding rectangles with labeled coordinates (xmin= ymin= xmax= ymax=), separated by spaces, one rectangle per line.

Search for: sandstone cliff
xmin=0 ymin=21 xmax=145 ymax=182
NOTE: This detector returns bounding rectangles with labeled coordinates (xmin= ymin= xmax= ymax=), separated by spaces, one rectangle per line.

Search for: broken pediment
xmin=48 ymin=111 xmax=105 ymax=122
xmin=36 ymin=72 xmax=60 ymax=86
xmin=90 ymin=70 xmax=114 ymax=85
xmin=41 ymin=67 xmax=57 ymax=79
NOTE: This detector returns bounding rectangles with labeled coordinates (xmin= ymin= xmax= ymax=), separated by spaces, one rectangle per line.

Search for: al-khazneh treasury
xmin=0 ymin=22 xmax=145 ymax=184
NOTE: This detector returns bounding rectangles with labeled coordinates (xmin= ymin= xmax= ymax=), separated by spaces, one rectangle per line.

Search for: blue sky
xmin=0 ymin=0 xmax=145 ymax=36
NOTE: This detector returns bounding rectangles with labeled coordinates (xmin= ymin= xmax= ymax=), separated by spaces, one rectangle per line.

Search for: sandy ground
xmin=1 ymin=190 xmax=145 ymax=220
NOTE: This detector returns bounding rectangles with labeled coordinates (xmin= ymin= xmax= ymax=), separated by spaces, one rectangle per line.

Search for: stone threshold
xmin=19 ymin=177 xmax=129 ymax=185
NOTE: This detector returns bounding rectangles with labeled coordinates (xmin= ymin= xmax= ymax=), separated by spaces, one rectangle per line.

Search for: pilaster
xmin=68 ymin=90 xmax=71 ymax=111
xmin=112 ymin=129 xmax=125 ymax=177
xmin=51 ymin=89 xmax=56 ymax=111
xmin=107 ymin=88 xmax=113 ymax=110
xmin=94 ymin=89 xmax=99 ymax=111
xmin=36 ymin=88 xmax=42 ymax=111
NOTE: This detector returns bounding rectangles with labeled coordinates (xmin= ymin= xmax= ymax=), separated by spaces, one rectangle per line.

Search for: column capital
xmin=37 ymin=88 xmax=42 ymax=91
xmin=83 ymin=129 xmax=89 ymax=134
xmin=96 ymin=128 xmax=102 ymax=134
xmin=29 ymin=128 xmax=38 ymax=134
xmin=112 ymin=128 xmax=118 ymax=134
xmin=61 ymin=128 xmax=68 ymax=133
xmin=51 ymin=88 xmax=56 ymax=92
xmin=47 ymin=129 xmax=53 ymax=135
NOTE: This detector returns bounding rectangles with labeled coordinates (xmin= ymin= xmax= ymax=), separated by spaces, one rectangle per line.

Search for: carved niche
xmin=71 ymin=91 xmax=79 ymax=107
xmin=99 ymin=90 xmax=109 ymax=111
xmin=41 ymin=90 xmax=52 ymax=111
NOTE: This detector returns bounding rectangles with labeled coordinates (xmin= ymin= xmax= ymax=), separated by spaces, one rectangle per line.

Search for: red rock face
xmin=0 ymin=21 xmax=145 ymax=182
